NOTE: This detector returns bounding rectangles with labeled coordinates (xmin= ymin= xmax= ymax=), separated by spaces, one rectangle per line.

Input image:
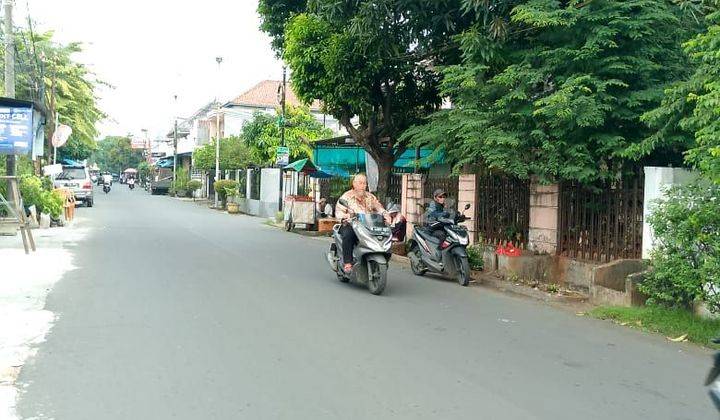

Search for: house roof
xmin=228 ymin=80 xmax=321 ymax=111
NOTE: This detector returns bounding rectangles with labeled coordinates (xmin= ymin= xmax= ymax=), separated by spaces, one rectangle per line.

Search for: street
xmin=14 ymin=186 xmax=714 ymax=419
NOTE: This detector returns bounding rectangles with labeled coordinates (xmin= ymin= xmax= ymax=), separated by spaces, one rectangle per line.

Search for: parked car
xmin=149 ymin=167 xmax=173 ymax=195
xmin=54 ymin=165 xmax=94 ymax=207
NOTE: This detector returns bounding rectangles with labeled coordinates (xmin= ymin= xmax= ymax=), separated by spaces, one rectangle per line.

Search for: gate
xmin=475 ymin=173 xmax=530 ymax=246
xmin=558 ymin=169 xmax=644 ymax=262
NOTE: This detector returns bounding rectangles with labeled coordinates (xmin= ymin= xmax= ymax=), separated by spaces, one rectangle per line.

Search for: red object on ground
xmin=505 ymin=243 xmax=522 ymax=257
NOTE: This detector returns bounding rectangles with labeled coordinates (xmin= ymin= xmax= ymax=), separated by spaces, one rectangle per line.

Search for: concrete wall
xmin=642 ymin=167 xmax=698 ymax=259
xmin=401 ymin=174 xmax=425 ymax=240
xmin=457 ymin=174 xmax=477 ymax=243
xmin=528 ymin=180 xmax=560 ymax=254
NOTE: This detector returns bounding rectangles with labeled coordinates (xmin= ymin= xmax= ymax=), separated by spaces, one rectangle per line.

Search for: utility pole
xmin=4 ymin=0 xmax=15 ymax=186
xmin=214 ymin=56 xmax=223 ymax=208
xmin=173 ymin=95 xmax=178 ymax=183
xmin=281 ymin=66 xmax=286 ymax=147
xmin=53 ymin=112 xmax=59 ymax=164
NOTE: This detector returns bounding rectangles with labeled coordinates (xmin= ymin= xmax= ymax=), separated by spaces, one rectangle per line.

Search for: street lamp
xmin=214 ymin=56 xmax=223 ymax=208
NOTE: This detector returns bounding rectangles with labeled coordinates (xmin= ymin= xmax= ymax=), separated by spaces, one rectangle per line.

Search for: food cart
xmin=282 ymin=159 xmax=332 ymax=231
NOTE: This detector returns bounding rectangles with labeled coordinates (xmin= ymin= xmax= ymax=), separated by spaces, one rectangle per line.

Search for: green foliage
xmin=590 ymin=305 xmax=720 ymax=348
xmin=213 ymin=179 xmax=238 ymax=203
xmin=186 ymin=180 xmax=203 ymax=193
xmin=261 ymin=1 xmax=471 ymax=193
xmin=18 ymin=174 xmax=63 ymax=218
xmin=91 ymin=136 xmax=144 ymax=174
xmin=640 ymin=182 xmax=720 ymax=312
xmin=137 ymin=162 xmax=152 ymax=182
xmin=640 ymin=6 xmax=720 ymax=183
xmin=1 ymin=29 xmax=105 ymax=161
xmin=193 ymin=136 xmax=251 ymax=171
xmin=241 ymin=106 xmax=331 ymax=166
xmin=404 ymin=0 xmax=696 ymax=183
xmin=170 ymin=167 xmax=190 ymax=196
xmin=467 ymin=244 xmax=485 ymax=271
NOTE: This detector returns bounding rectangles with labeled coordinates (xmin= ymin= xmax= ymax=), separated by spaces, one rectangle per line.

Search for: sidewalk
xmin=0 ymin=219 xmax=89 ymax=420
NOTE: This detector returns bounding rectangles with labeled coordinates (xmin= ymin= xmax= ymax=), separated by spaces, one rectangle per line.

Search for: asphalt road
xmin=16 ymin=185 xmax=716 ymax=419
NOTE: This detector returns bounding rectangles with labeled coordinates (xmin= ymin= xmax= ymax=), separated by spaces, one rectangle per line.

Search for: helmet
xmin=433 ymin=188 xmax=446 ymax=198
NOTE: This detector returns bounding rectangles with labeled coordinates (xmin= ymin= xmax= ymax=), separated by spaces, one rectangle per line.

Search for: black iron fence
xmin=385 ymin=173 xmax=403 ymax=206
xmin=558 ymin=170 xmax=644 ymax=262
xmin=423 ymin=174 xmax=459 ymax=202
xmin=475 ymin=173 xmax=530 ymax=246
xmin=249 ymin=169 xmax=261 ymax=200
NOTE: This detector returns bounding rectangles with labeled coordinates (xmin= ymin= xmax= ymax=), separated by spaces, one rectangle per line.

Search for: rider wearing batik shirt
xmin=335 ymin=174 xmax=390 ymax=272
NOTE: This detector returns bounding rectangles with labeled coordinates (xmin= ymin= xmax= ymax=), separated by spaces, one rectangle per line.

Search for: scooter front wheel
xmin=367 ymin=260 xmax=387 ymax=295
xmin=455 ymin=254 xmax=470 ymax=286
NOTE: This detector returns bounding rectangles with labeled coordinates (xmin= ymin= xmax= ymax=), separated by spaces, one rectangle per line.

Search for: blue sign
xmin=0 ymin=107 xmax=34 ymax=155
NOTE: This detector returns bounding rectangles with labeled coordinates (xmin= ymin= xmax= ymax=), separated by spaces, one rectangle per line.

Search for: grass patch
xmin=590 ymin=305 xmax=720 ymax=348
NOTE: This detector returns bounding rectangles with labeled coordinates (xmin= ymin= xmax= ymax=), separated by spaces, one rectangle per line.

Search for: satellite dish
xmin=51 ymin=124 xmax=72 ymax=147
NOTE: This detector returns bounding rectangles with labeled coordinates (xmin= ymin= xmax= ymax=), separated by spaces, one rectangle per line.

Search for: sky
xmin=17 ymin=0 xmax=283 ymax=140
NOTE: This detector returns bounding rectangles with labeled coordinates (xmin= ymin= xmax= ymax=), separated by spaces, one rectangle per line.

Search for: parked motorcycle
xmin=407 ymin=203 xmax=472 ymax=286
xmin=326 ymin=198 xmax=392 ymax=295
xmin=128 ymin=179 xmax=135 ymax=190
xmin=705 ymin=338 xmax=720 ymax=411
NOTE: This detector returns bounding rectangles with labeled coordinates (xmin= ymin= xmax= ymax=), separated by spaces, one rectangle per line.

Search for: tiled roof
xmin=229 ymin=80 xmax=321 ymax=111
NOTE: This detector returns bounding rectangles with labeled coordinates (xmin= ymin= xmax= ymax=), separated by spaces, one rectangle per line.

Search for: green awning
xmin=283 ymin=158 xmax=319 ymax=173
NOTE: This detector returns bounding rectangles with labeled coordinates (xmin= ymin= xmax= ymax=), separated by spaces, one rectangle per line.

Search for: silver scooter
xmin=407 ymin=203 xmax=472 ymax=286
xmin=326 ymin=199 xmax=392 ymax=295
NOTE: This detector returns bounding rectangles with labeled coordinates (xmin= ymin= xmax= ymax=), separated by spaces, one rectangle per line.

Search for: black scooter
xmin=407 ymin=204 xmax=472 ymax=286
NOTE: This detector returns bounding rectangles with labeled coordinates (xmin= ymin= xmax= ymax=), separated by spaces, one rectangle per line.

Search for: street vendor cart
xmin=282 ymin=158 xmax=333 ymax=231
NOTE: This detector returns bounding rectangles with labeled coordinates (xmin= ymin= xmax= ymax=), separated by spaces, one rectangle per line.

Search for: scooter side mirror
xmin=464 ymin=203 xmax=471 ymax=210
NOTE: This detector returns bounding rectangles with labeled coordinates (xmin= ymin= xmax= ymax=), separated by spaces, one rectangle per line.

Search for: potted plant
xmin=213 ymin=179 xmax=238 ymax=209
xmin=187 ymin=180 xmax=202 ymax=200
xmin=226 ymin=186 xmax=240 ymax=214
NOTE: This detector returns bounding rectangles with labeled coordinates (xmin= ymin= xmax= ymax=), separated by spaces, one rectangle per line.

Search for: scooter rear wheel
xmin=409 ymin=249 xmax=427 ymax=276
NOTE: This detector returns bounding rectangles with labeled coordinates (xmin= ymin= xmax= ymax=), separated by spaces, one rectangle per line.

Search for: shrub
xmin=640 ymin=182 xmax=720 ymax=312
xmin=213 ymin=179 xmax=238 ymax=204
xmin=187 ymin=180 xmax=202 ymax=193
xmin=18 ymin=175 xmax=64 ymax=219
xmin=43 ymin=190 xmax=64 ymax=219
xmin=467 ymin=244 xmax=484 ymax=271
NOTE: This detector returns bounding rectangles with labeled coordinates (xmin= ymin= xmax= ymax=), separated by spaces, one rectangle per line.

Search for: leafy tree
xmin=241 ymin=106 xmax=331 ymax=165
xmin=640 ymin=2 xmax=720 ymax=183
xmin=1 ymin=29 xmax=106 ymax=161
xmin=403 ymin=0 xmax=696 ymax=184
xmin=193 ymin=136 xmax=251 ymax=171
xmin=91 ymin=136 xmax=144 ymax=174
xmin=259 ymin=0 xmax=471 ymax=197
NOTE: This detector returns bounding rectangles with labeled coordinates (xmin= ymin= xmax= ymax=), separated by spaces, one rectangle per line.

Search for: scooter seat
xmin=415 ymin=227 xmax=441 ymax=244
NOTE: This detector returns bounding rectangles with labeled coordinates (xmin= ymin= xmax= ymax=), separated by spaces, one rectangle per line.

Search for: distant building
xmin=209 ymin=80 xmax=346 ymax=138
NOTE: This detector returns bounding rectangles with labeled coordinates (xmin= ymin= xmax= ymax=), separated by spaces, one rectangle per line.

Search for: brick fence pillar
xmin=402 ymin=173 xmax=424 ymax=240
xmin=528 ymin=179 xmax=560 ymax=254
xmin=457 ymin=174 xmax=477 ymax=243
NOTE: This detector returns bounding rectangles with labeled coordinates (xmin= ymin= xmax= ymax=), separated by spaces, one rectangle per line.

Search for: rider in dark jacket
xmin=424 ymin=189 xmax=450 ymax=245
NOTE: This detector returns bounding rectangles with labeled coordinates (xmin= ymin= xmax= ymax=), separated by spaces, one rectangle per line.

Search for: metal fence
xmin=319 ymin=177 xmax=350 ymax=206
xmin=423 ymin=174 xmax=459 ymax=202
xmin=249 ymin=169 xmax=261 ymax=200
xmin=475 ymin=173 xmax=530 ymax=246
xmin=385 ymin=173 xmax=403 ymax=206
xmin=557 ymin=170 xmax=644 ymax=262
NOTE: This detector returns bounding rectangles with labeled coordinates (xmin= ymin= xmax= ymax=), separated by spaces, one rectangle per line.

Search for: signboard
xmin=0 ymin=107 xmax=33 ymax=155
xmin=42 ymin=164 xmax=63 ymax=176
xmin=131 ymin=137 xmax=148 ymax=149
xmin=51 ymin=124 xmax=72 ymax=147
xmin=275 ymin=146 xmax=290 ymax=167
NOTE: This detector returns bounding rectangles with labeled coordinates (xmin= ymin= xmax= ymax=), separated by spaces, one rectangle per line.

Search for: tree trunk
xmin=373 ymin=152 xmax=394 ymax=206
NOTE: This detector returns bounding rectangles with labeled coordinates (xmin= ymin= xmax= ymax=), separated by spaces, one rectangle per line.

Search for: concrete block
xmin=529 ymin=206 xmax=558 ymax=230
xmin=497 ymin=253 xmax=554 ymax=283
xmin=592 ymin=259 xmax=647 ymax=292
xmin=529 ymin=192 xmax=559 ymax=208
xmin=626 ymin=272 xmax=649 ymax=307
xmin=557 ymin=257 xmax=596 ymax=293
xmin=528 ymin=228 xmax=557 ymax=246
xmin=483 ymin=246 xmax=498 ymax=271
xmin=530 ymin=183 xmax=559 ymax=194
xmin=591 ymin=285 xmax=628 ymax=306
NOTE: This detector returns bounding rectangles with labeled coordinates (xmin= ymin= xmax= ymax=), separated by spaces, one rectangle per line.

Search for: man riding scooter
xmin=335 ymin=174 xmax=392 ymax=273
xmin=425 ymin=189 xmax=450 ymax=245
